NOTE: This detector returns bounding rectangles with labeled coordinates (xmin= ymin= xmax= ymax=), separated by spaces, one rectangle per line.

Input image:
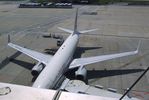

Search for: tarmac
xmin=0 ymin=2 xmax=149 ymax=100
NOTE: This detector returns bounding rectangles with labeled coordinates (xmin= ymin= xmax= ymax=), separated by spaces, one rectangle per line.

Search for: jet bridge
xmin=0 ymin=82 xmax=118 ymax=100
xmin=60 ymin=79 xmax=139 ymax=100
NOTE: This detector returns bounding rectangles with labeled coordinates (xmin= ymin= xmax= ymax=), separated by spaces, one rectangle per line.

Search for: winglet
xmin=135 ymin=40 xmax=141 ymax=53
xmin=137 ymin=40 xmax=141 ymax=51
xmin=8 ymin=34 xmax=10 ymax=43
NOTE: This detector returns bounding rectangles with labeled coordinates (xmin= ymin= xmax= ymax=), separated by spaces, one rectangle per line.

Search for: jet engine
xmin=75 ymin=66 xmax=87 ymax=82
xmin=31 ymin=62 xmax=45 ymax=76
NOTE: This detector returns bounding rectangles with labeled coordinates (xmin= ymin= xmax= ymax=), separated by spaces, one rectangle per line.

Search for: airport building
xmin=32 ymin=0 xmax=149 ymax=5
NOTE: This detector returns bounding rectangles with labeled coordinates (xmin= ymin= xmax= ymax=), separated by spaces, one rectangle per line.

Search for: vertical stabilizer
xmin=57 ymin=8 xmax=79 ymax=35
xmin=74 ymin=8 xmax=78 ymax=33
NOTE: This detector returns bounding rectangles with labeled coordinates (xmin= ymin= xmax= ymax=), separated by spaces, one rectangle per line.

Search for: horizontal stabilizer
xmin=58 ymin=27 xmax=73 ymax=34
xmin=80 ymin=29 xmax=98 ymax=34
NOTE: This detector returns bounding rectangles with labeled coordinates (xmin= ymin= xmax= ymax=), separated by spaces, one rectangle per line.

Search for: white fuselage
xmin=32 ymin=33 xmax=79 ymax=89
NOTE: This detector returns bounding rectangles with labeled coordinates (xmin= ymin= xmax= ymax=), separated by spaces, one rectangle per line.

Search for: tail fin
xmin=58 ymin=8 xmax=98 ymax=35
xmin=57 ymin=8 xmax=78 ymax=35
xmin=74 ymin=8 xmax=98 ymax=34
xmin=74 ymin=8 xmax=78 ymax=33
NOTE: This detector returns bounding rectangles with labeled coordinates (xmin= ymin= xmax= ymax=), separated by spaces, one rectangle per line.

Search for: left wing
xmin=69 ymin=42 xmax=141 ymax=69
xmin=8 ymin=43 xmax=52 ymax=65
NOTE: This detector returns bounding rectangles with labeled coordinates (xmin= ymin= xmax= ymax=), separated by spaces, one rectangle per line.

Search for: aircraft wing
xmin=70 ymin=50 xmax=138 ymax=69
xmin=69 ymin=41 xmax=141 ymax=69
xmin=8 ymin=43 xmax=52 ymax=65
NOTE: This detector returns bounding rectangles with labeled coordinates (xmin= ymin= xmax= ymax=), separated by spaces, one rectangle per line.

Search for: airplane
xmin=7 ymin=9 xmax=141 ymax=89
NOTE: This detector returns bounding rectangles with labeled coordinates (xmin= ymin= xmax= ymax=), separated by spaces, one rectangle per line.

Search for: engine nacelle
xmin=31 ymin=62 xmax=45 ymax=76
xmin=75 ymin=66 xmax=87 ymax=82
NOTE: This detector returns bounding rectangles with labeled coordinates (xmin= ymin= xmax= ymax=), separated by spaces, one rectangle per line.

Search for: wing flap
xmin=8 ymin=43 xmax=52 ymax=65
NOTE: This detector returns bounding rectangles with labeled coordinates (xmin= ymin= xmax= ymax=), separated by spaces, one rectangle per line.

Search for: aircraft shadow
xmin=10 ymin=59 xmax=35 ymax=70
xmin=0 ymin=51 xmax=22 ymax=69
xmin=87 ymin=69 xmax=144 ymax=79
xmin=65 ymin=68 xmax=144 ymax=80
xmin=44 ymin=46 xmax=102 ymax=56
xmin=74 ymin=46 xmax=102 ymax=58
xmin=44 ymin=48 xmax=58 ymax=55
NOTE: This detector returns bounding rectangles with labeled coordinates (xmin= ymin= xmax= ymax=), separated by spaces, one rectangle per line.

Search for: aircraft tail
xmin=74 ymin=8 xmax=78 ymax=33
xmin=58 ymin=8 xmax=98 ymax=35
xmin=57 ymin=9 xmax=78 ymax=35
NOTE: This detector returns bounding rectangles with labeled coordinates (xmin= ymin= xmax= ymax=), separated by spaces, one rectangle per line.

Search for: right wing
xmin=70 ymin=41 xmax=141 ymax=69
xmin=8 ymin=43 xmax=53 ymax=65
xmin=70 ymin=50 xmax=138 ymax=69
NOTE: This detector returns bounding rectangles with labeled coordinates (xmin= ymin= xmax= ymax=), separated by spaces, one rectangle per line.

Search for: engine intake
xmin=31 ymin=62 xmax=45 ymax=76
xmin=75 ymin=66 xmax=87 ymax=82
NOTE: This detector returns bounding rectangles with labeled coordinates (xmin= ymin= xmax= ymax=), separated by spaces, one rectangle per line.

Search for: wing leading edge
xmin=8 ymin=43 xmax=53 ymax=65
xmin=70 ymin=41 xmax=141 ymax=69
